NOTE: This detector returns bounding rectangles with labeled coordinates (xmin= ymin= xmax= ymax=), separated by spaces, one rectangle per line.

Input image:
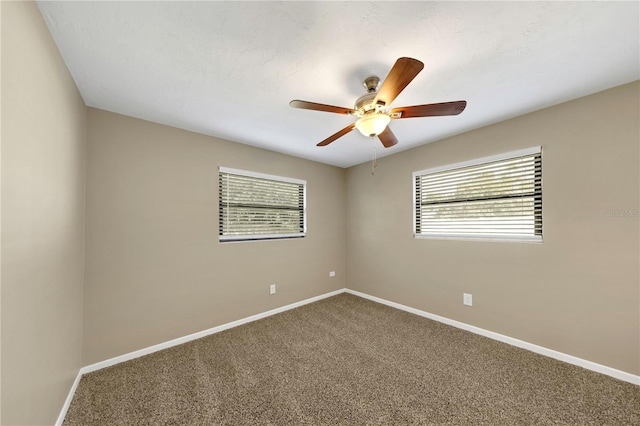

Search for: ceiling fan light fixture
xmin=355 ymin=113 xmax=391 ymax=137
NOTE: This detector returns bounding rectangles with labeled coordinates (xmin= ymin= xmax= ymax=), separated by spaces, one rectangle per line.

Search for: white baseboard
xmin=346 ymin=288 xmax=640 ymax=386
xmin=55 ymin=367 xmax=83 ymax=426
xmin=82 ymin=288 xmax=346 ymax=374
xmin=56 ymin=288 xmax=345 ymax=424
xmin=57 ymin=286 xmax=639 ymax=424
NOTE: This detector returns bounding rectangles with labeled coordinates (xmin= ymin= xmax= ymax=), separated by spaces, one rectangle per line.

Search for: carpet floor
xmin=64 ymin=293 xmax=640 ymax=425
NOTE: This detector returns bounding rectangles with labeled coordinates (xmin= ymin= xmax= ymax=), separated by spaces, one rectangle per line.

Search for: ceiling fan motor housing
xmin=354 ymin=93 xmax=386 ymax=117
xmin=353 ymin=76 xmax=387 ymax=117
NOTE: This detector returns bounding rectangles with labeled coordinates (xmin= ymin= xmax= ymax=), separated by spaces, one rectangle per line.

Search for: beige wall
xmin=83 ymin=108 xmax=347 ymax=365
xmin=1 ymin=1 xmax=86 ymax=424
xmin=346 ymin=81 xmax=640 ymax=375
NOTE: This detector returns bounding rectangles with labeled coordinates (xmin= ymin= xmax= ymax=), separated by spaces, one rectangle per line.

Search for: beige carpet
xmin=64 ymin=293 xmax=640 ymax=425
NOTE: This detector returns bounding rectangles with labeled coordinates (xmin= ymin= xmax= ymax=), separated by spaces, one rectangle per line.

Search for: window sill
xmin=219 ymin=234 xmax=306 ymax=243
xmin=414 ymin=234 xmax=542 ymax=243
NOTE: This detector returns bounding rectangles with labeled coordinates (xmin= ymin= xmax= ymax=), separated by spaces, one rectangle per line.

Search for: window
xmin=219 ymin=167 xmax=306 ymax=241
xmin=413 ymin=147 xmax=542 ymax=241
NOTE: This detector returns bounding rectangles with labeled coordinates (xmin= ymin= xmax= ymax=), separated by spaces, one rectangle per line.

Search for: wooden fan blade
xmin=390 ymin=101 xmax=467 ymax=119
xmin=290 ymin=100 xmax=356 ymax=115
xmin=373 ymin=58 xmax=424 ymax=107
xmin=317 ymin=123 xmax=356 ymax=146
xmin=378 ymin=126 xmax=398 ymax=148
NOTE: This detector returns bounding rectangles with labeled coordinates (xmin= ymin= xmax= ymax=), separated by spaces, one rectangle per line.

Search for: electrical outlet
xmin=463 ymin=293 xmax=472 ymax=306
xmin=270 ymin=284 xmax=276 ymax=295
xmin=329 ymin=271 xmax=336 ymax=277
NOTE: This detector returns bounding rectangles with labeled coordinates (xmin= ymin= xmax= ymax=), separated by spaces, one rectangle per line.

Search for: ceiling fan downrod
xmin=363 ymin=76 xmax=380 ymax=93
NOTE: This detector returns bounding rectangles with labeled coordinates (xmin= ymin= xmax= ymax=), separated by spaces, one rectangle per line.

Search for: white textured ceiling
xmin=37 ymin=1 xmax=639 ymax=168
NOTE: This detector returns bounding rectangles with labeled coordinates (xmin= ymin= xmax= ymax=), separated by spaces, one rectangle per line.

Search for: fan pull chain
xmin=371 ymin=138 xmax=378 ymax=175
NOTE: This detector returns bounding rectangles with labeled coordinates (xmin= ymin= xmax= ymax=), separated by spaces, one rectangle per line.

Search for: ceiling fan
xmin=290 ymin=57 xmax=467 ymax=148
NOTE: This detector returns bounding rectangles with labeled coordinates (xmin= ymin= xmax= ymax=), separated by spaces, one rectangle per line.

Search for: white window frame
xmin=412 ymin=146 xmax=542 ymax=242
xmin=219 ymin=167 xmax=307 ymax=242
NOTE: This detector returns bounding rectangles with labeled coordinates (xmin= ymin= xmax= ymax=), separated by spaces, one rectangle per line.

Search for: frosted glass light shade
xmin=355 ymin=113 xmax=391 ymax=137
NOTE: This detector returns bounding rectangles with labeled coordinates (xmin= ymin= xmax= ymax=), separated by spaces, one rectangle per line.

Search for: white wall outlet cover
xmin=463 ymin=293 xmax=473 ymax=306
xmin=270 ymin=284 xmax=276 ymax=294
xmin=329 ymin=271 xmax=336 ymax=277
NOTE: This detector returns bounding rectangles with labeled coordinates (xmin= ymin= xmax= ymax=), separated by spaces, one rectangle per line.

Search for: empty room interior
xmin=1 ymin=1 xmax=639 ymax=425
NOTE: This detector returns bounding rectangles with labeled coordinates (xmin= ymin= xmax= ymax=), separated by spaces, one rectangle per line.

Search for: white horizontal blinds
xmin=415 ymin=149 xmax=542 ymax=239
xmin=219 ymin=169 xmax=305 ymax=241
